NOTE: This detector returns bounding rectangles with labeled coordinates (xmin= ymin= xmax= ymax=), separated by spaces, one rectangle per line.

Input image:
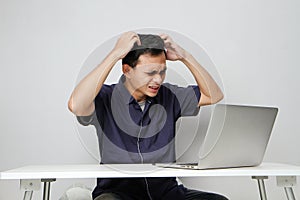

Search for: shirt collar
xmin=115 ymin=75 xmax=157 ymax=105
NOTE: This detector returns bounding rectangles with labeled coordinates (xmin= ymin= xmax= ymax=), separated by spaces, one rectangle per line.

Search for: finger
xmin=161 ymin=34 xmax=174 ymax=46
xmin=128 ymin=32 xmax=141 ymax=46
xmin=159 ymin=34 xmax=173 ymax=47
xmin=135 ymin=35 xmax=142 ymax=46
xmin=159 ymin=33 xmax=168 ymax=40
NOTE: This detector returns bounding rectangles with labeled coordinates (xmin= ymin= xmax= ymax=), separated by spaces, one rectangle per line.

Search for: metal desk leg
xmin=277 ymin=176 xmax=297 ymax=200
xmin=23 ymin=191 xmax=33 ymax=200
xmin=252 ymin=176 xmax=268 ymax=200
xmin=41 ymin=179 xmax=56 ymax=200
xmin=285 ymin=187 xmax=296 ymax=200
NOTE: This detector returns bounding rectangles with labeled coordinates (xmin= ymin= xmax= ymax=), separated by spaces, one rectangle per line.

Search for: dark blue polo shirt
xmin=78 ymin=75 xmax=201 ymax=200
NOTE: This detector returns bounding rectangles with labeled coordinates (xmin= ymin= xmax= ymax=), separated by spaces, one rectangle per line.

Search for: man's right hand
xmin=112 ymin=31 xmax=141 ymax=59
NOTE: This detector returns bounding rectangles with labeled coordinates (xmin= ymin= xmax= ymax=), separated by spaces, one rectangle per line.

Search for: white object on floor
xmin=59 ymin=183 xmax=92 ymax=200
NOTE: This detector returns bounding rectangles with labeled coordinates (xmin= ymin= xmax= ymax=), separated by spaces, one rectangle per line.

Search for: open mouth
xmin=148 ymin=85 xmax=160 ymax=92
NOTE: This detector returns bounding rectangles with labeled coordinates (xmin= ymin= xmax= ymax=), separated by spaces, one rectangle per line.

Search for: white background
xmin=1 ymin=0 xmax=299 ymax=199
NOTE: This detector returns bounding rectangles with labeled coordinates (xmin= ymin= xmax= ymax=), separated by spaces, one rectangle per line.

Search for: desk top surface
xmin=1 ymin=163 xmax=300 ymax=180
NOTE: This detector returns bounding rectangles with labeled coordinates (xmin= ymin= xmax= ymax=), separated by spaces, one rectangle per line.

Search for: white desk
xmin=1 ymin=162 xmax=299 ymax=200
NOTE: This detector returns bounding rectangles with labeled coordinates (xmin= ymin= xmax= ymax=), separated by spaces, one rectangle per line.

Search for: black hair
xmin=122 ymin=34 xmax=166 ymax=68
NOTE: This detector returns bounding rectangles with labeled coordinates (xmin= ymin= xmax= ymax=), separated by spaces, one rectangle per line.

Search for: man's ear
xmin=122 ymin=64 xmax=132 ymax=78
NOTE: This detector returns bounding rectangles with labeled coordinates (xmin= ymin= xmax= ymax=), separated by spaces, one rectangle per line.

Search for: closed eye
xmin=146 ymin=71 xmax=158 ymax=76
xmin=146 ymin=68 xmax=167 ymax=76
xmin=160 ymin=69 xmax=167 ymax=75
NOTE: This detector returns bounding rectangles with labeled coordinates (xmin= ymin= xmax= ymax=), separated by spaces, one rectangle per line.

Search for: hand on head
xmin=113 ymin=31 xmax=142 ymax=59
xmin=159 ymin=33 xmax=185 ymax=61
xmin=113 ymin=31 xmax=185 ymax=62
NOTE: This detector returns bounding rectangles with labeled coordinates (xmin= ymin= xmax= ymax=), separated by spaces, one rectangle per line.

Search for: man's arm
xmin=160 ymin=34 xmax=224 ymax=106
xmin=68 ymin=32 xmax=141 ymax=116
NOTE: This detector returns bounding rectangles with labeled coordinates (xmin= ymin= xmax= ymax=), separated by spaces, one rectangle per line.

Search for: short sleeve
xmin=76 ymin=84 xmax=113 ymax=127
xmin=76 ymin=111 xmax=97 ymax=126
xmin=163 ymin=83 xmax=201 ymax=117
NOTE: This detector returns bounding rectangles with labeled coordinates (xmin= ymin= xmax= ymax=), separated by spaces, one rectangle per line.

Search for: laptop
xmin=155 ymin=104 xmax=278 ymax=170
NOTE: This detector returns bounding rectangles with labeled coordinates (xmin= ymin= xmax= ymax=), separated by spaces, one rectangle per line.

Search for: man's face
xmin=124 ymin=52 xmax=167 ymax=102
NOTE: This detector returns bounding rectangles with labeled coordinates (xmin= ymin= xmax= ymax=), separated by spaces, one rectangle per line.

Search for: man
xmin=68 ymin=32 xmax=228 ymax=200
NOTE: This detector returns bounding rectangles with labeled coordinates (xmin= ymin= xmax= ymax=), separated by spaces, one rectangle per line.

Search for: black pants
xmin=94 ymin=189 xmax=229 ymax=200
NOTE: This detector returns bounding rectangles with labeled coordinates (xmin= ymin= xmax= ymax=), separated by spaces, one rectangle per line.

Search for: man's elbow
xmin=212 ymin=92 xmax=224 ymax=104
xmin=68 ymin=97 xmax=75 ymax=114
xmin=199 ymin=92 xmax=224 ymax=106
xmin=67 ymin=96 xmax=81 ymax=115
xmin=68 ymin=96 xmax=95 ymax=116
